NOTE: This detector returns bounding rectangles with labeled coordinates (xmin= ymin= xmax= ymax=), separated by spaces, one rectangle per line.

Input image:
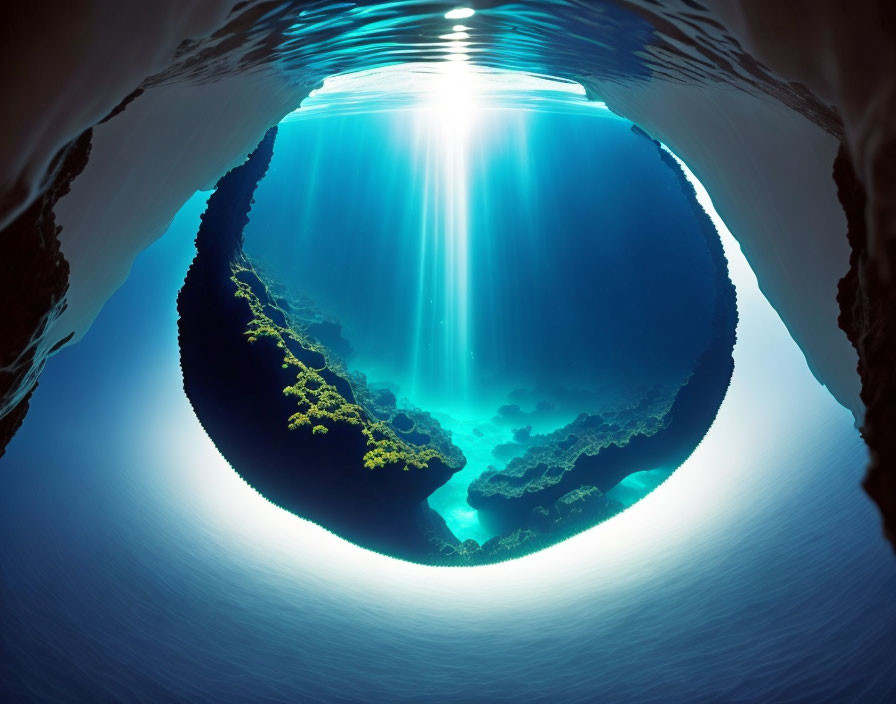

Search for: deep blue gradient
xmin=247 ymin=111 xmax=715 ymax=398
xmin=1 ymin=150 xmax=895 ymax=700
xmin=243 ymin=107 xmax=721 ymax=539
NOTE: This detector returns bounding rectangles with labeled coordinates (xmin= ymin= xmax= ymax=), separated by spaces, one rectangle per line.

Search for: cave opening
xmin=176 ymin=56 xmax=737 ymax=562
xmin=7 ymin=3 xmax=896 ymax=699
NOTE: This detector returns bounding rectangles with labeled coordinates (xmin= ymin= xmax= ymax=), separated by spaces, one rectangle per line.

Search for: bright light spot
xmin=440 ymin=31 xmax=470 ymax=40
xmin=445 ymin=7 xmax=475 ymax=20
xmin=452 ymin=25 xmax=469 ymax=31
xmin=422 ymin=60 xmax=479 ymax=130
xmin=283 ymin=64 xmax=599 ymax=122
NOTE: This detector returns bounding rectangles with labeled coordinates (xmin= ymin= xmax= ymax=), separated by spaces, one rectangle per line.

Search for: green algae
xmin=230 ymin=261 xmax=457 ymax=473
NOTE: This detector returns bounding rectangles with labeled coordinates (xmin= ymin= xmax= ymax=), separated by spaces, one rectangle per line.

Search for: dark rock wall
xmin=1 ymin=1 xmax=894 ymax=552
xmin=0 ymin=131 xmax=91 ymax=456
xmin=177 ymin=128 xmax=462 ymax=560
xmin=836 ymin=145 xmax=896 ymax=549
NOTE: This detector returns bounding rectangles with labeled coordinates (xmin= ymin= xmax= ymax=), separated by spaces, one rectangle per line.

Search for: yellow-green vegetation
xmin=231 ymin=262 xmax=446 ymax=472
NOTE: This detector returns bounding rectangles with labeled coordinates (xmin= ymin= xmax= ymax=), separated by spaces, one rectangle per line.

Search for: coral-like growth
xmin=178 ymin=128 xmax=464 ymax=561
xmin=466 ymin=130 xmax=738 ymax=541
xmin=230 ymin=261 xmax=454 ymax=473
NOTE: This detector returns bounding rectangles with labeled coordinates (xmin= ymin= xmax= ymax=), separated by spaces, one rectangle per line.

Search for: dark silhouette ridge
xmin=177 ymin=127 xmax=463 ymax=561
xmin=0 ymin=130 xmax=91 ymax=457
xmin=836 ymin=145 xmax=896 ymax=550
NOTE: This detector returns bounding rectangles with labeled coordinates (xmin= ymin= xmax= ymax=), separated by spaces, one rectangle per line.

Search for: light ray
xmin=409 ymin=57 xmax=480 ymax=400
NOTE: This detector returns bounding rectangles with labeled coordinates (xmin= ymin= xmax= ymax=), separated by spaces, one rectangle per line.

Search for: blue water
xmin=2 ymin=168 xmax=895 ymax=701
xmin=242 ymin=82 xmax=719 ymax=540
xmin=2 ymin=3 xmax=896 ymax=698
xmin=243 ymin=2 xmax=653 ymax=89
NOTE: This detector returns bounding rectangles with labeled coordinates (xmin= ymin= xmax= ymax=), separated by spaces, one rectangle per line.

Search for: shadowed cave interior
xmin=2 ymin=1 xmax=896 ymax=701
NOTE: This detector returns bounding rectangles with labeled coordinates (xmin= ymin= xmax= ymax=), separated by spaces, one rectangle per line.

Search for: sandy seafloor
xmin=2 ymin=165 xmax=896 ymax=701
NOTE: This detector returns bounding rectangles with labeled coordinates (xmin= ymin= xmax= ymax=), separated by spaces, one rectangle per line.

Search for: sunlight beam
xmin=412 ymin=58 xmax=477 ymax=399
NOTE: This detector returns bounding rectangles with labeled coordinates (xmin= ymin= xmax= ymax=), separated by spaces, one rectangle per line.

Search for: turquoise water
xmin=3 ymin=2 xmax=896 ymax=699
xmin=3 ymin=161 xmax=892 ymax=702
xmin=238 ymin=2 xmax=653 ymax=90
xmin=242 ymin=68 xmax=720 ymax=541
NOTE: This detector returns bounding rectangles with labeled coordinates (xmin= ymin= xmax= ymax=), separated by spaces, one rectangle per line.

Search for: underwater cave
xmin=177 ymin=74 xmax=737 ymax=562
xmin=1 ymin=1 xmax=896 ymax=701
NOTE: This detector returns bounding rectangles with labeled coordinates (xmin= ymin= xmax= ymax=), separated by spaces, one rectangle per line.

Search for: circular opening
xmin=177 ymin=66 xmax=736 ymax=564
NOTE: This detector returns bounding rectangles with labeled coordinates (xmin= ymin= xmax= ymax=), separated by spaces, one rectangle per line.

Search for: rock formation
xmin=1 ymin=1 xmax=895 ymax=549
xmin=177 ymin=127 xmax=465 ymax=560
xmin=0 ymin=131 xmax=91 ymax=456
xmin=836 ymin=146 xmax=896 ymax=547
xmin=468 ymin=130 xmax=737 ymax=537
